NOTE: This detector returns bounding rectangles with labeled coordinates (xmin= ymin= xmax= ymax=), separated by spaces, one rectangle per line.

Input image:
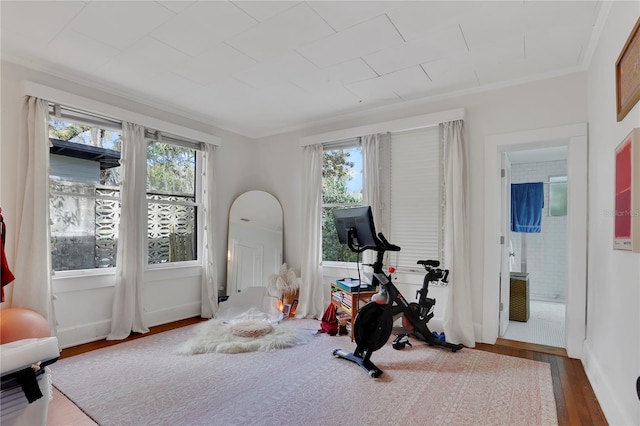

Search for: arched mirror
xmin=226 ymin=191 xmax=283 ymax=295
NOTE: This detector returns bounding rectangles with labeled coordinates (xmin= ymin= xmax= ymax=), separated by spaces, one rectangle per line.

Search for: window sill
xmin=53 ymin=268 xmax=116 ymax=279
xmin=52 ymin=262 xmax=202 ymax=293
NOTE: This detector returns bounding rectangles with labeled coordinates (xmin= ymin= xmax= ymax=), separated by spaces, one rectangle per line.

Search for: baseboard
xmin=56 ymin=319 xmax=112 ymax=349
xmin=56 ymin=303 xmax=201 ymax=349
xmin=144 ymin=302 xmax=201 ymax=328
xmin=582 ymin=340 xmax=631 ymax=425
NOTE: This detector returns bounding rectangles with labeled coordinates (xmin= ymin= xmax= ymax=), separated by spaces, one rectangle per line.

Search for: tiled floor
xmin=502 ymin=300 xmax=566 ymax=348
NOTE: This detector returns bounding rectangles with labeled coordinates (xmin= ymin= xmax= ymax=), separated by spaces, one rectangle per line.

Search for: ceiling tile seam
xmin=305 ymin=2 xmax=340 ymax=33
xmin=458 ymin=24 xmax=470 ymax=52
xmin=293 ymin=46 xmax=321 ymax=69
xmin=575 ymin=44 xmax=585 ymax=67
xmin=473 ymin=70 xmax=481 ymax=86
xmin=117 ymin=3 xmax=188 ymax=53
xmin=146 ymin=34 xmax=198 ymax=61
xmin=155 ymin=1 xmax=182 ymax=16
xmin=44 ymin=2 xmax=91 ymax=52
xmin=222 ymin=40 xmax=261 ymax=64
xmin=385 ymin=13 xmax=407 ymax=43
xmin=295 ymin=8 xmax=402 ymax=59
xmin=360 ymin=57 xmax=381 ymax=78
xmin=228 ymin=0 xmax=263 ymax=25
xmin=419 ymin=64 xmax=433 ymax=83
xmin=341 ymin=80 xmax=365 ymax=104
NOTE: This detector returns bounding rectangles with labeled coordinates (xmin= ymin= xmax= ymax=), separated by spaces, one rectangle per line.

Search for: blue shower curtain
xmin=511 ymin=182 xmax=544 ymax=233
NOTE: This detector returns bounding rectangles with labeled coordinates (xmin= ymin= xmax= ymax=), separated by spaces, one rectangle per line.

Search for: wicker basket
xmin=509 ymin=273 xmax=530 ymax=322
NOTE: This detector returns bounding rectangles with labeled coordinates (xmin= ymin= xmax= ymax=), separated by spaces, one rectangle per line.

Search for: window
xmin=549 ymin=175 xmax=568 ymax=217
xmin=389 ymin=127 xmax=443 ymax=272
xmin=146 ymin=139 xmax=200 ymax=264
xmin=49 ymin=117 xmax=122 ymax=271
xmin=48 ymin=103 xmax=203 ymax=271
xmin=321 ymin=143 xmax=363 ymax=262
xmin=320 ymin=126 xmax=444 ymax=273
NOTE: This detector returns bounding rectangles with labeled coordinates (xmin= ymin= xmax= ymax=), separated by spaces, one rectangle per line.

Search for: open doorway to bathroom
xmin=501 ymin=147 xmax=568 ymax=348
xmin=483 ymin=123 xmax=587 ymax=358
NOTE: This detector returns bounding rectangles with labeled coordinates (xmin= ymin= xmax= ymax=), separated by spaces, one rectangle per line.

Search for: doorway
xmin=500 ymin=147 xmax=569 ymax=348
xmin=482 ymin=123 xmax=588 ymax=359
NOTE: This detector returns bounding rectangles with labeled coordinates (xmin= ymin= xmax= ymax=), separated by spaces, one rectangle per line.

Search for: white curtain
xmin=441 ymin=120 xmax=475 ymax=348
xmin=12 ymin=97 xmax=56 ymax=334
xmin=362 ymin=133 xmax=391 ymax=265
xmin=296 ymin=144 xmax=325 ymax=318
xmin=200 ymin=143 xmax=218 ymax=318
xmin=107 ymin=122 xmax=149 ymax=340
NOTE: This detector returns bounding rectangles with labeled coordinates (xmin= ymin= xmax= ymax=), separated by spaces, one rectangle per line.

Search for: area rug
xmin=175 ymin=319 xmax=311 ymax=354
xmin=50 ymin=319 xmax=557 ymax=426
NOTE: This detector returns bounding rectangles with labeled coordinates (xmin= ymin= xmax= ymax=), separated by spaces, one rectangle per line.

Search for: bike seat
xmin=417 ymin=260 xmax=440 ymax=267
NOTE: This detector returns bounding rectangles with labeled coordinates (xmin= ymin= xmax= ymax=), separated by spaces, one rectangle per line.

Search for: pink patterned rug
xmin=50 ymin=319 xmax=557 ymax=425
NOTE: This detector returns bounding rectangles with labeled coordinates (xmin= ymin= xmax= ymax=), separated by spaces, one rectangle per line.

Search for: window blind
xmin=48 ymin=102 xmax=203 ymax=150
xmin=389 ymin=126 xmax=442 ymax=272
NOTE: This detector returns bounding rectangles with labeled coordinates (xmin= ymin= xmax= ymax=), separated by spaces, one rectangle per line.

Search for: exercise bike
xmin=332 ymin=210 xmax=463 ymax=378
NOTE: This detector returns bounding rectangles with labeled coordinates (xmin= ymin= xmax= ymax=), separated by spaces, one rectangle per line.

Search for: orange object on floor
xmin=0 ymin=308 xmax=50 ymax=344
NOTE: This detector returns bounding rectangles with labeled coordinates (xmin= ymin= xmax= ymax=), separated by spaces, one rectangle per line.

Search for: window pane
xmin=147 ymin=142 xmax=195 ymax=195
xmin=49 ymin=119 xmax=121 ymax=271
xmin=322 ymin=147 xmax=362 ymax=204
xmin=322 ymin=207 xmax=359 ymax=262
xmin=147 ymin=199 xmax=196 ymax=264
xmin=322 ymin=146 xmax=363 ymax=262
xmin=147 ymin=141 xmax=198 ymax=264
xmin=549 ymin=176 xmax=567 ymax=217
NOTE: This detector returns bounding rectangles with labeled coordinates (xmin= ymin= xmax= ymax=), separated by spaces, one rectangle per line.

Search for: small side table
xmin=330 ymin=283 xmax=377 ymax=340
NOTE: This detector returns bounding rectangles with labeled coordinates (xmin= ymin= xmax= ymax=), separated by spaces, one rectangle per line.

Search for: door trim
xmin=482 ymin=123 xmax=588 ymax=358
xmin=499 ymin=152 xmax=512 ymax=336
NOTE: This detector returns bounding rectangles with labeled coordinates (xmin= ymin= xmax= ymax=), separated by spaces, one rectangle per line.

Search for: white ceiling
xmin=1 ymin=1 xmax=604 ymax=139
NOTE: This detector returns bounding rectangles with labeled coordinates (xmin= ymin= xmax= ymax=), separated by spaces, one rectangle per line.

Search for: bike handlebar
xmin=377 ymin=232 xmax=401 ymax=252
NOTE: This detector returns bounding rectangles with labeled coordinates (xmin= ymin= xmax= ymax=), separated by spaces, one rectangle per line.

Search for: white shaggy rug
xmin=175 ymin=319 xmax=311 ymax=354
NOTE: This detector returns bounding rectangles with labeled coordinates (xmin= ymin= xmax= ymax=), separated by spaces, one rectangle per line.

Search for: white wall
xmin=0 ymin=60 xmax=255 ymax=347
xmin=258 ymin=72 xmax=588 ymax=337
xmin=583 ymin=2 xmax=640 ymax=425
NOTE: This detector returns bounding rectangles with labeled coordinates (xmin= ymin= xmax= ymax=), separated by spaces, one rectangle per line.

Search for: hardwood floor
xmin=46 ymin=318 xmax=607 ymax=426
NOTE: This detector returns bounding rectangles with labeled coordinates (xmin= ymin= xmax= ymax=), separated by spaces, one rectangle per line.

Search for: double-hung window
xmin=146 ymin=135 xmax=201 ymax=265
xmin=48 ymin=103 xmax=202 ymax=272
xmin=49 ymin=109 xmax=122 ymax=271
xmin=321 ymin=141 xmax=363 ymax=263
xmin=321 ymin=126 xmax=443 ymax=275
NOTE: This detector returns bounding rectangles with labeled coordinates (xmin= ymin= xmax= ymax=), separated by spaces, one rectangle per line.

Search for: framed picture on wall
xmin=614 ymin=128 xmax=640 ymax=251
xmin=616 ymin=17 xmax=640 ymax=122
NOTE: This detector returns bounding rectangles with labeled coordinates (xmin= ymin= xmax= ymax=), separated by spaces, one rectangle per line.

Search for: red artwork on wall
xmin=614 ymin=129 xmax=640 ymax=251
